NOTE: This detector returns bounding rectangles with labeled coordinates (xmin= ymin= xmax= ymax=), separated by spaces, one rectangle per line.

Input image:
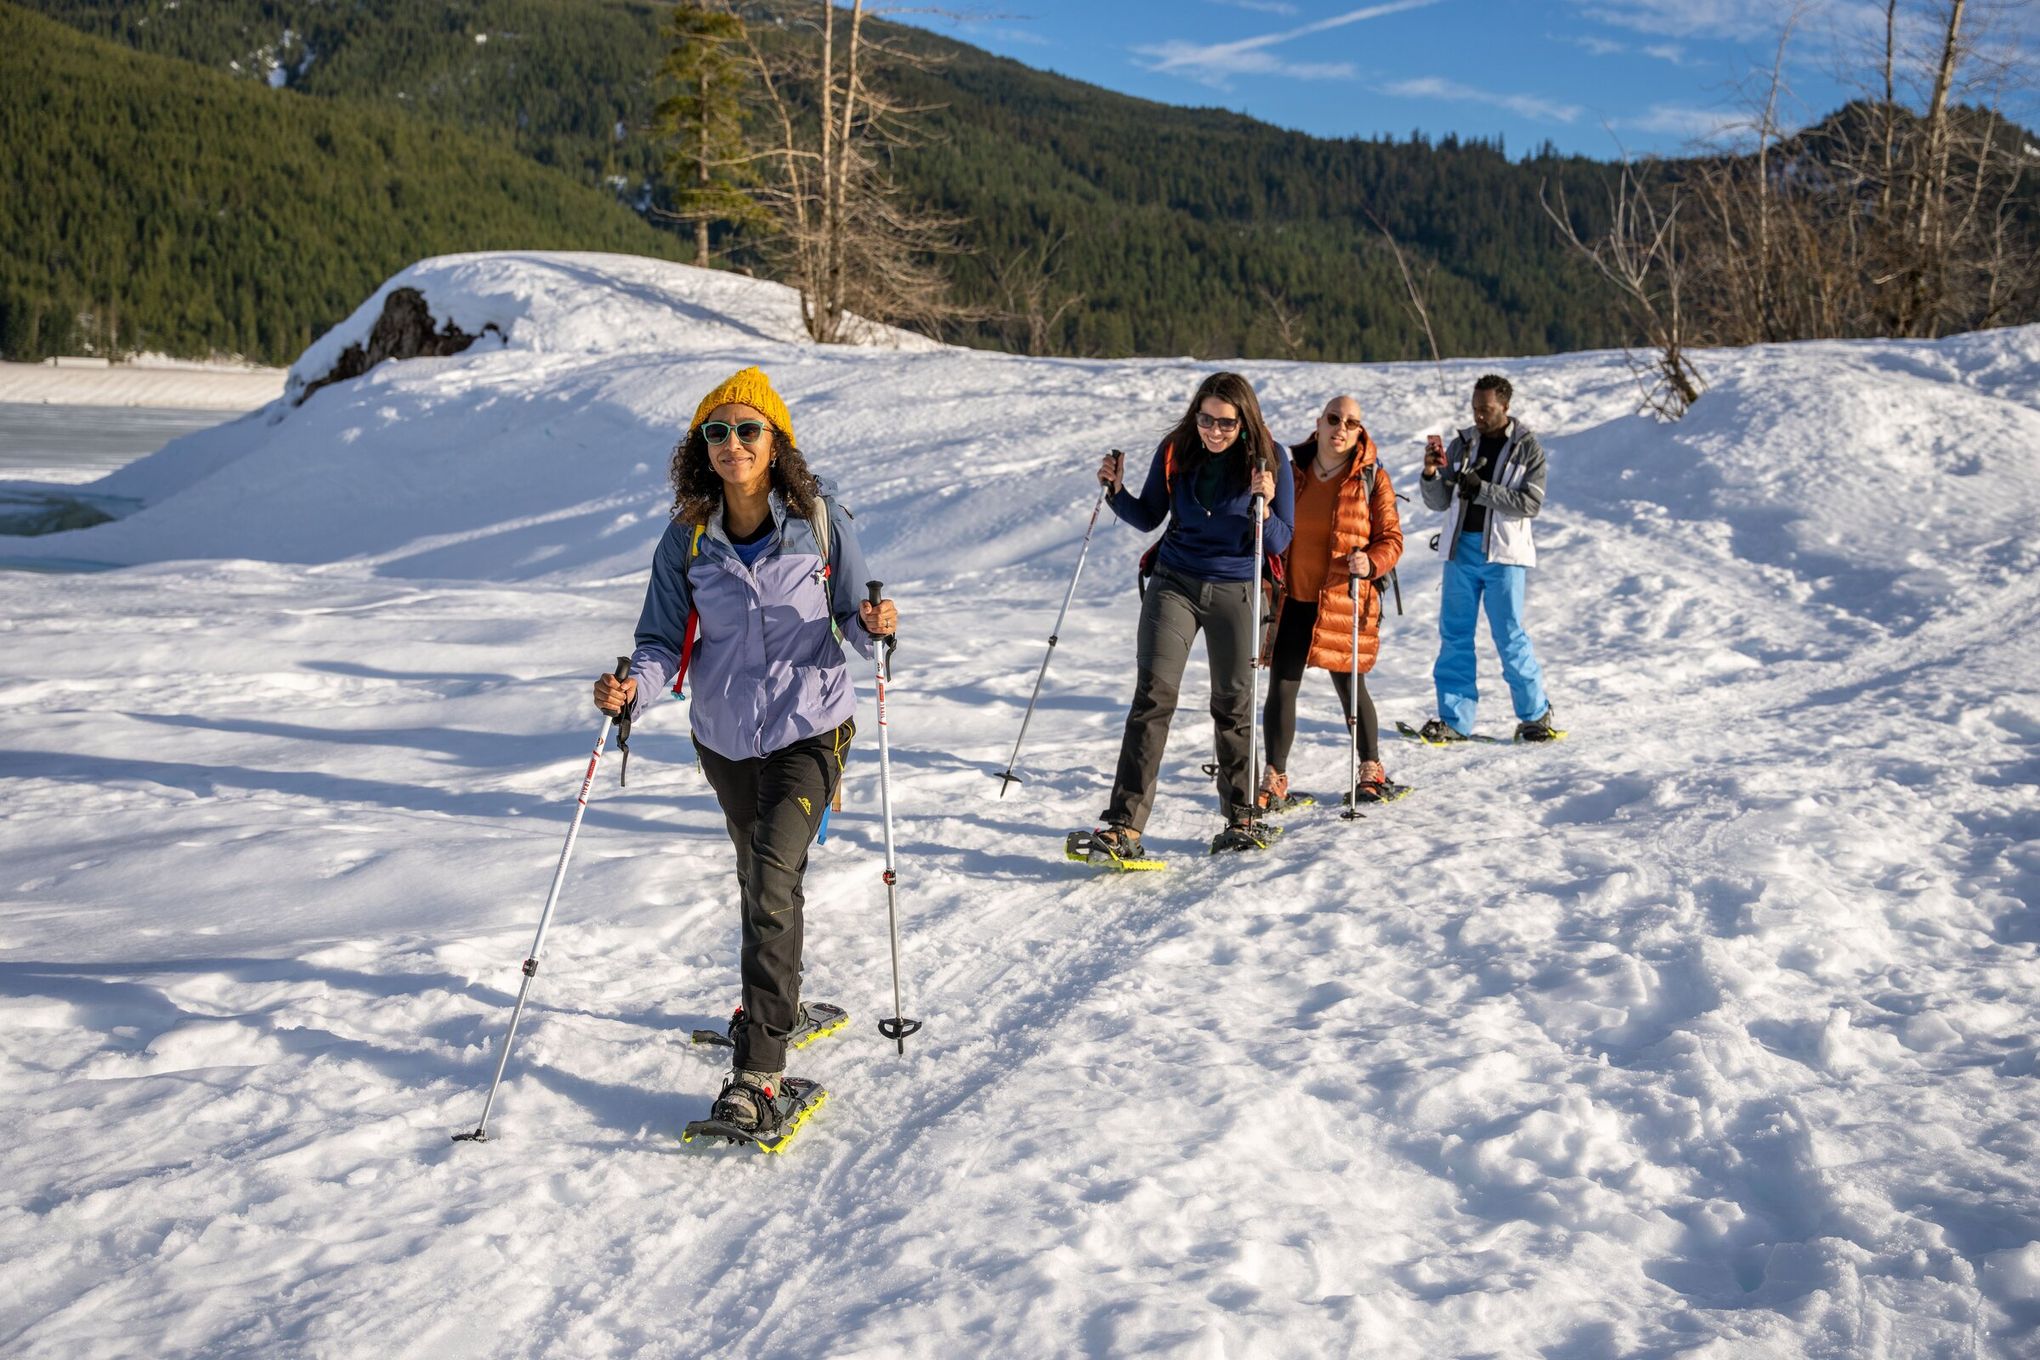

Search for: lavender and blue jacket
xmin=626 ymin=485 xmax=878 ymax=761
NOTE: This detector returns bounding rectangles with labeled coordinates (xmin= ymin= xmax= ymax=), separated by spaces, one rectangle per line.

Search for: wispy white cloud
xmin=1642 ymin=42 xmax=1689 ymax=64
xmin=1206 ymin=0 xmax=1302 ymax=14
xmin=1385 ymin=76 xmax=1585 ymax=124
xmin=1134 ymin=0 xmax=1441 ymax=87
xmin=1567 ymin=34 xmax=1629 ymax=56
xmin=1573 ymin=0 xmax=1785 ymax=42
xmin=981 ymin=26 xmax=1053 ymax=48
xmin=1619 ymin=103 xmax=1758 ymax=141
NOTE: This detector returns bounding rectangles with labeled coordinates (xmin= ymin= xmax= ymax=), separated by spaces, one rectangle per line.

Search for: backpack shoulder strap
xmin=670 ymin=523 xmax=707 ymax=698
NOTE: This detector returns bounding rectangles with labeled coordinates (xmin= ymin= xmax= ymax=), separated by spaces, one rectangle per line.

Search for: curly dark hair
xmin=669 ymin=425 xmax=822 ymax=526
xmin=1162 ymin=371 xmax=1281 ymax=493
xmin=1473 ymin=373 xmax=1514 ymax=406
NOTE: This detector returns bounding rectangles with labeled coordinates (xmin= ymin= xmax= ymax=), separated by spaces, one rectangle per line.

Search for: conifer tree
xmin=653 ymin=0 xmax=765 ymax=267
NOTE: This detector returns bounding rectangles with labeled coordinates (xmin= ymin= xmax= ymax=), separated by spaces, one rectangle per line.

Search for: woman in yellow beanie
xmin=593 ymin=365 xmax=897 ymax=1144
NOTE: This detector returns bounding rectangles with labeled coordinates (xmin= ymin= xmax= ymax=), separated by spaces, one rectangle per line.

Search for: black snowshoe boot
xmin=1418 ymin=718 xmax=1472 ymax=744
xmin=1515 ymin=706 xmax=1562 ymax=743
xmin=1067 ymin=824 xmax=1165 ymax=870
xmin=1210 ymin=814 xmax=1282 ymax=854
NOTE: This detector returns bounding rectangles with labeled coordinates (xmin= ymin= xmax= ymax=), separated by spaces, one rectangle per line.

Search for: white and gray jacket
xmin=1419 ymin=418 xmax=1547 ymax=567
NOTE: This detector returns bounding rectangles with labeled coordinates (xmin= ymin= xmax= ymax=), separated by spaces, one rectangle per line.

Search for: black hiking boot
xmin=1515 ymin=706 xmax=1561 ymax=743
xmin=1068 ymin=824 xmax=1143 ymax=864
xmin=1418 ymin=718 xmax=1471 ymax=744
xmin=1210 ymin=814 xmax=1281 ymax=854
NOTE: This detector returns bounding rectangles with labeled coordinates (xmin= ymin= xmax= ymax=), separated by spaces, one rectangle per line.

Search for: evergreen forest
xmin=8 ymin=0 xmax=2033 ymax=368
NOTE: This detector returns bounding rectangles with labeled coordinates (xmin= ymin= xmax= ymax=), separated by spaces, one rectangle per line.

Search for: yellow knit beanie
xmin=691 ymin=366 xmax=794 ymax=446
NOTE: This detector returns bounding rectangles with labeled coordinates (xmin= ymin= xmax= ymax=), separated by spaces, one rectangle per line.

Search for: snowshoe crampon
xmin=682 ymin=1076 xmax=827 ymax=1154
xmin=1263 ymin=790 xmax=1317 ymax=813
xmin=1396 ymin=720 xmax=1501 ymax=747
xmin=1210 ymin=821 xmax=1283 ymax=854
xmin=691 ymin=1002 xmax=850 ymax=1051
xmin=1065 ymin=828 xmax=1167 ymax=872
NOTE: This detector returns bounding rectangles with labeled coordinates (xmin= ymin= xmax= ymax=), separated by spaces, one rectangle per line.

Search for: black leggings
xmin=1263 ymin=599 xmax=1380 ymax=769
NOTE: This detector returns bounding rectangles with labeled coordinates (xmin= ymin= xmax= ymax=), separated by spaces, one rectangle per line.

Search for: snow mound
xmin=284 ymin=250 xmax=939 ymax=404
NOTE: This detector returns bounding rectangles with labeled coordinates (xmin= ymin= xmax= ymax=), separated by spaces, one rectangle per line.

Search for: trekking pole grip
xmin=866 ymin=579 xmax=895 ymax=679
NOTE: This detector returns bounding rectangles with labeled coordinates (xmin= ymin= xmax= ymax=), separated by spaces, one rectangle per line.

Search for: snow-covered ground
xmin=3 ymin=252 xmax=2038 ymax=1358
xmin=0 ymin=358 xmax=285 ymax=411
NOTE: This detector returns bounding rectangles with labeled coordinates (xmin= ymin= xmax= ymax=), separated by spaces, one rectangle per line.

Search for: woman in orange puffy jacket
xmin=1258 ymin=394 xmax=1407 ymax=808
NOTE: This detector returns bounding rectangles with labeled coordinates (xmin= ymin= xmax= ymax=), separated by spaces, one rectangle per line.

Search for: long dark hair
xmin=669 ymin=425 xmax=822 ymax=526
xmin=1162 ymin=372 xmax=1280 ymax=490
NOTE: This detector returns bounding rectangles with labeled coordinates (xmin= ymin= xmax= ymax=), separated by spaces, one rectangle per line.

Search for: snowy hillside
xmin=4 ymin=252 xmax=2039 ymax=1358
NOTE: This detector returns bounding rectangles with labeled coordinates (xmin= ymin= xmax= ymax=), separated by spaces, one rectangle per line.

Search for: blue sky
xmin=891 ymin=0 xmax=2040 ymax=159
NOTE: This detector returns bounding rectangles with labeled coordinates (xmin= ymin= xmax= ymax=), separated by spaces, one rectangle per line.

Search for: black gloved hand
xmin=1455 ymin=467 xmax=1483 ymax=499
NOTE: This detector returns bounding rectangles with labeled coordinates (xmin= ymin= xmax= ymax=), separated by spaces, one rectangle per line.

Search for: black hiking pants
xmin=1104 ymin=565 xmax=1256 ymax=832
xmin=694 ymin=719 xmax=852 ymax=1074
xmin=1263 ymin=599 xmax=1380 ymax=770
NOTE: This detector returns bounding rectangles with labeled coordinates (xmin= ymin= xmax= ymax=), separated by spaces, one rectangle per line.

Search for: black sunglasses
xmin=701 ymin=420 xmax=769 ymax=446
xmin=1194 ymin=412 xmax=1242 ymax=433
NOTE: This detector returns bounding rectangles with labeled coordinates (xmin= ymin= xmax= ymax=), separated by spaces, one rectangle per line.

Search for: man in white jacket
xmin=1417 ymin=373 xmax=1558 ymax=743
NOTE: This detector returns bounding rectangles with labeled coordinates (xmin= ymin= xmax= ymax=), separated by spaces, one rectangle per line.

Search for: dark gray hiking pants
xmin=1104 ymin=565 xmax=1256 ymax=832
xmin=694 ymin=719 xmax=852 ymax=1073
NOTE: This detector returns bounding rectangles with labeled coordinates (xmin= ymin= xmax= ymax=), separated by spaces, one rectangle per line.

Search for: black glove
xmin=1455 ymin=467 xmax=1483 ymax=499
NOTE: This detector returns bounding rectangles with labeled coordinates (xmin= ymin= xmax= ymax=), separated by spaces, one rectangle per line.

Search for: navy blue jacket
xmin=1109 ymin=439 xmax=1296 ymax=582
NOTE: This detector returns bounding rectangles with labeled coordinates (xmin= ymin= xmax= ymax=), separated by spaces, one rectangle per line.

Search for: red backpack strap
xmin=670 ymin=524 xmax=707 ymax=698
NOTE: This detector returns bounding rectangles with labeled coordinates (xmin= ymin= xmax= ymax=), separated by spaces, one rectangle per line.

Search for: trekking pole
xmin=994 ymin=476 xmax=1110 ymax=797
xmin=1342 ymin=565 xmax=1366 ymax=822
xmin=454 ymin=656 xmax=631 ymax=1143
xmin=1248 ymin=453 xmax=1268 ymax=817
xmin=867 ymin=580 xmax=921 ymax=1055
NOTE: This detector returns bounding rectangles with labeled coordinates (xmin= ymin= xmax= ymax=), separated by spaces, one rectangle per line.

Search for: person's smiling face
xmin=1195 ymin=397 xmax=1242 ymax=454
xmin=703 ymin=402 xmax=774 ymax=495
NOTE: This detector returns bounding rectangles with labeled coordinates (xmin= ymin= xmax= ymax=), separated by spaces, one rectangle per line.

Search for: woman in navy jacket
xmin=1073 ymin=372 xmax=1295 ymax=861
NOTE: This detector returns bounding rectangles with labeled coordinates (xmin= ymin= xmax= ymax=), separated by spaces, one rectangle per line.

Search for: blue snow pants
xmin=1433 ymin=531 xmax=1547 ymax=734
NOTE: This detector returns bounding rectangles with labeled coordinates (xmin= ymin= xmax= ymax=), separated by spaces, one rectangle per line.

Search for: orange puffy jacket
xmin=1262 ymin=431 xmax=1404 ymax=674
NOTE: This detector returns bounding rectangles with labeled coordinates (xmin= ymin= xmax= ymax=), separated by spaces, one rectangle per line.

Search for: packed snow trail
xmin=2 ymin=255 xmax=2038 ymax=1357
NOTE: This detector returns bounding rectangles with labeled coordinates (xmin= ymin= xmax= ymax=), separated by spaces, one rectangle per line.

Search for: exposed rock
xmin=293 ymin=287 xmax=502 ymax=405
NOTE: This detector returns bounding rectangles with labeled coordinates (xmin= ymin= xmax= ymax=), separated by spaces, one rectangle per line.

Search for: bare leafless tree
xmin=1256 ymin=286 xmax=1307 ymax=360
xmin=990 ymin=230 xmax=1085 ymax=356
xmin=741 ymin=2 xmax=979 ymax=343
xmin=1542 ymin=164 xmax=1705 ymax=418
xmin=1679 ymin=0 xmax=2035 ymax=345
xmin=1363 ymin=206 xmax=1447 ymax=394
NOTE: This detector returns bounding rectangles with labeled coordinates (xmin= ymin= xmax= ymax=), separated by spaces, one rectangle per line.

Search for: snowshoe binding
xmin=1345 ymin=760 xmax=1412 ymax=807
xmin=1514 ymin=706 xmax=1566 ymax=743
xmin=1210 ymin=818 xmax=1283 ymax=854
xmin=691 ymin=1001 xmax=850 ymax=1051
xmin=1066 ymin=825 xmax=1166 ymax=872
xmin=682 ymin=1071 xmax=827 ymax=1154
xmin=1397 ymin=719 xmax=1500 ymax=746
xmin=1254 ymin=766 xmax=1316 ymax=814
